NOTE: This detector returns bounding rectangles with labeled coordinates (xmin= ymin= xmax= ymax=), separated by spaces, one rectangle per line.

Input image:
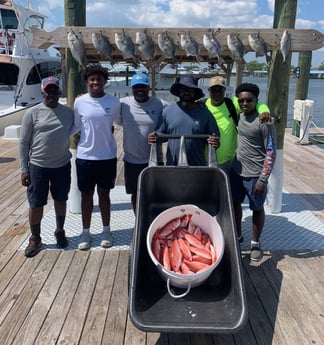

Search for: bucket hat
xmin=170 ymin=75 xmax=204 ymax=100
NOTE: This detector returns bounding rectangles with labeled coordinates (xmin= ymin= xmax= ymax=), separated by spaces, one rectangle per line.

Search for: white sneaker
xmin=101 ymin=229 xmax=113 ymax=248
xmin=78 ymin=232 xmax=92 ymax=250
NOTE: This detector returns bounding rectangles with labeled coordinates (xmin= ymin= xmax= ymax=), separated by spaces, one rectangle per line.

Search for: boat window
xmin=24 ymin=15 xmax=44 ymax=31
xmin=0 ymin=9 xmax=18 ymax=30
xmin=26 ymin=61 xmax=61 ymax=85
xmin=0 ymin=62 xmax=19 ymax=85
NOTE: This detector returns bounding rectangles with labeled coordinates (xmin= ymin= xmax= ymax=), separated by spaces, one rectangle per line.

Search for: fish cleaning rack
xmin=30 ymin=27 xmax=324 ymax=68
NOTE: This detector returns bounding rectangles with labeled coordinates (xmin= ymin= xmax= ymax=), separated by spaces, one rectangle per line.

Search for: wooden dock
xmin=0 ymin=128 xmax=323 ymax=345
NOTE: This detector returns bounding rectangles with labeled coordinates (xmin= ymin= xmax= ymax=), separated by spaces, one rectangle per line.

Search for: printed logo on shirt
xmin=104 ymin=107 xmax=111 ymax=115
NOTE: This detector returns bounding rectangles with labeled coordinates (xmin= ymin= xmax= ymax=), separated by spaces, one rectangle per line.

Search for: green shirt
xmin=205 ymin=97 xmax=270 ymax=165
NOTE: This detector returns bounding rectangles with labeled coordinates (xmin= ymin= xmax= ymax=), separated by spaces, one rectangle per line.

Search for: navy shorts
xmin=76 ymin=158 xmax=117 ymax=192
xmin=27 ymin=163 xmax=71 ymax=208
xmin=124 ymin=161 xmax=148 ymax=195
xmin=229 ymin=169 xmax=267 ymax=211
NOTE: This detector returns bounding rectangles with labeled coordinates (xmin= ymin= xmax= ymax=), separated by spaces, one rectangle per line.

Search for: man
xmin=19 ymin=76 xmax=74 ymax=257
xmin=205 ymin=76 xmax=270 ymax=173
xmin=230 ymin=83 xmax=276 ymax=262
xmin=74 ymin=64 xmax=121 ymax=250
xmin=149 ymin=75 xmax=220 ymax=166
xmin=115 ymin=73 xmax=167 ymax=212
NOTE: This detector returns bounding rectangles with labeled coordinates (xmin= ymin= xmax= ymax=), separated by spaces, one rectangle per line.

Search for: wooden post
xmin=64 ymin=0 xmax=87 ymax=122
xmin=295 ymin=51 xmax=312 ymax=100
xmin=267 ymin=0 xmax=297 ymax=147
xmin=265 ymin=0 xmax=297 ymax=214
xmin=292 ymin=51 xmax=312 ymax=136
xmin=65 ymin=0 xmax=86 ymax=213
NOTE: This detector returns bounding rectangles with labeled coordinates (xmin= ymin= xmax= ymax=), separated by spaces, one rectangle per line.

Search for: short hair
xmin=235 ymin=83 xmax=260 ymax=98
xmin=83 ymin=64 xmax=109 ymax=82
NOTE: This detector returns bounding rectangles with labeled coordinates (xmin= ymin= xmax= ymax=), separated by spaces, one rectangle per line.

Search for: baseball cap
xmin=131 ymin=73 xmax=149 ymax=86
xmin=209 ymin=76 xmax=226 ymax=88
xmin=41 ymin=76 xmax=60 ymax=91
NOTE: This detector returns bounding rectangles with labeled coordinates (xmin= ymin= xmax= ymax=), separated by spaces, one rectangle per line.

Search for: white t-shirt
xmin=74 ymin=93 xmax=121 ymax=160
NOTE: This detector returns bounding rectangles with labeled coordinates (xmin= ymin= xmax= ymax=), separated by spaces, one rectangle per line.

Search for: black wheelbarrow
xmin=128 ymin=134 xmax=247 ymax=333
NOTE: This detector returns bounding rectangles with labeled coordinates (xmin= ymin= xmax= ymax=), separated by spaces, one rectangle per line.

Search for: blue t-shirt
xmin=156 ymin=102 xmax=220 ymax=166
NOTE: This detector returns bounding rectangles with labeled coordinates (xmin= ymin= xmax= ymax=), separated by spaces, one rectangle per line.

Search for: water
xmin=107 ymin=75 xmax=324 ymax=128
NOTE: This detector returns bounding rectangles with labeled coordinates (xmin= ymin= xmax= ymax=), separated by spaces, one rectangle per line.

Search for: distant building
xmin=309 ymin=70 xmax=324 ymax=79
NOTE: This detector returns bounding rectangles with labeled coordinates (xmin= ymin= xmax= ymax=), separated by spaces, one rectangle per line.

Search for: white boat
xmin=0 ymin=0 xmax=61 ymax=135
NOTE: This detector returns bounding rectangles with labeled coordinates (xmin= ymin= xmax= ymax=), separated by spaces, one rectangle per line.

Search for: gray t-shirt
xmin=116 ymin=96 xmax=166 ymax=164
xmin=19 ymin=103 xmax=74 ymax=172
xmin=233 ymin=110 xmax=276 ymax=185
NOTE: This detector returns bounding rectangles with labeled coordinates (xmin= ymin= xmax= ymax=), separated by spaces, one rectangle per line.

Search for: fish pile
xmin=151 ymin=213 xmax=218 ymax=274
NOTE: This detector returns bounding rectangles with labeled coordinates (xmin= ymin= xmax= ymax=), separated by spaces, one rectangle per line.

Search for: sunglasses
xmin=238 ymin=98 xmax=255 ymax=104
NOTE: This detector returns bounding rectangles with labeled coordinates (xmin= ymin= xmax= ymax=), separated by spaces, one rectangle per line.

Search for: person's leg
xmin=81 ymin=189 xmax=94 ymax=229
xmin=124 ymin=161 xmax=147 ymax=214
xmin=252 ymin=207 xmax=265 ymax=243
xmin=53 ymin=200 xmax=68 ymax=248
xmin=97 ymin=186 xmax=111 ymax=227
xmin=76 ymin=158 xmax=96 ymax=250
xmin=131 ymin=194 xmax=137 ymax=212
xmin=25 ymin=164 xmax=48 ymax=257
xmin=233 ymin=201 xmax=243 ymax=239
xmin=245 ymin=178 xmax=267 ymax=261
xmin=229 ymin=168 xmax=245 ymax=243
xmin=50 ymin=164 xmax=71 ymax=248
xmin=25 ymin=206 xmax=44 ymax=257
xmin=97 ymin=158 xmax=117 ymax=248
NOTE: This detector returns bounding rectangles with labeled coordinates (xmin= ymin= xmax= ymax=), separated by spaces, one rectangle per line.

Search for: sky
xmin=18 ymin=0 xmax=324 ymax=67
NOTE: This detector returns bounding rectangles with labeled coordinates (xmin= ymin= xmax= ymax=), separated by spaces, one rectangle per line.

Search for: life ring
xmin=0 ymin=31 xmax=11 ymax=49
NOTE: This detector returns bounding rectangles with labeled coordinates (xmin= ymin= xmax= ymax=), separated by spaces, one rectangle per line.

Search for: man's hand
xmin=254 ymin=181 xmax=266 ymax=195
xmin=148 ymin=131 xmax=158 ymax=144
xmin=207 ymin=133 xmax=220 ymax=149
xmin=259 ymin=112 xmax=272 ymax=124
xmin=21 ymin=172 xmax=30 ymax=187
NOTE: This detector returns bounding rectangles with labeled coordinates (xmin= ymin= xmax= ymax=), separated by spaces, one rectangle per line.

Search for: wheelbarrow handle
xmin=157 ymin=133 xmax=209 ymax=140
xmin=149 ymin=134 xmax=218 ymax=168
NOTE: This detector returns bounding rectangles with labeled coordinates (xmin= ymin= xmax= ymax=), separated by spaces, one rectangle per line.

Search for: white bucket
xmin=147 ymin=204 xmax=225 ymax=299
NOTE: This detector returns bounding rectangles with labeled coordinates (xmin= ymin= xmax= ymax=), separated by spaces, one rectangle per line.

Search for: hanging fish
xmin=157 ymin=31 xmax=177 ymax=60
xmin=227 ymin=33 xmax=246 ymax=64
xmin=91 ymin=32 xmax=113 ymax=61
xmin=248 ymin=32 xmax=272 ymax=64
xmin=203 ymin=32 xmax=224 ymax=64
xmin=280 ymin=30 xmax=291 ymax=63
xmin=180 ymin=32 xmax=202 ymax=63
xmin=67 ymin=30 xmax=85 ymax=70
xmin=135 ymin=30 xmax=155 ymax=61
xmin=114 ymin=30 xmax=139 ymax=66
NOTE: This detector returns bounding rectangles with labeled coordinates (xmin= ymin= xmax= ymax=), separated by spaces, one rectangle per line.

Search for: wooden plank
xmin=124 ymin=314 xmax=147 ymax=345
xmin=56 ymin=250 xmax=105 ymax=344
xmin=0 ymin=250 xmax=25 ymax=294
xmin=11 ymin=251 xmax=74 ymax=345
xmin=269 ymin=251 xmax=323 ymax=345
xmin=101 ymin=250 xmax=129 ymax=345
xmin=33 ymin=251 xmax=89 ymax=345
xmin=30 ymin=27 xmax=324 ymax=63
xmin=0 ymin=251 xmax=60 ymax=345
xmin=79 ymin=250 xmax=120 ymax=345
